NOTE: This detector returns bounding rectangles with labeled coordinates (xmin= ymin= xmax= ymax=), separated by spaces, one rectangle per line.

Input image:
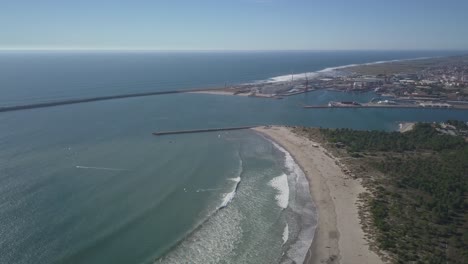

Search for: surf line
xmin=156 ymin=177 xmax=242 ymax=262
xmin=75 ymin=165 xmax=128 ymax=171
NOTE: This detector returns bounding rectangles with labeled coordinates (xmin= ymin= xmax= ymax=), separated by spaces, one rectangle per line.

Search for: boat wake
xmin=75 ymin=165 xmax=128 ymax=171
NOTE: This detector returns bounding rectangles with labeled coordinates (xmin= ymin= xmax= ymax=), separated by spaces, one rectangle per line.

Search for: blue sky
xmin=1 ymin=0 xmax=467 ymax=50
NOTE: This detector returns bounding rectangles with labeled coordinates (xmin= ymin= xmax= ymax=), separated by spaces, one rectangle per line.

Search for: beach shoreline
xmin=253 ymin=126 xmax=384 ymax=264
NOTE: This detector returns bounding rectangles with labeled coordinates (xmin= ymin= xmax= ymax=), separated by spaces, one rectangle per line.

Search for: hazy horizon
xmin=1 ymin=48 xmax=468 ymax=52
xmin=2 ymin=0 xmax=468 ymax=51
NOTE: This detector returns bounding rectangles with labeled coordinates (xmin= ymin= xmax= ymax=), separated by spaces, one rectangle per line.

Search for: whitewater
xmin=261 ymin=56 xmax=436 ymax=84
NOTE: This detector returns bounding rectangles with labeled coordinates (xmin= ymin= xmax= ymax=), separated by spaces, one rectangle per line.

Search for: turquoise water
xmin=1 ymin=51 xmax=467 ymax=264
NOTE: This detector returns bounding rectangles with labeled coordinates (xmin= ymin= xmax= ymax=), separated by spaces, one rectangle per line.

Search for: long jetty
xmin=0 ymin=88 xmax=218 ymax=113
xmin=303 ymin=105 xmax=421 ymax=109
xmin=152 ymin=126 xmax=256 ymax=136
xmin=303 ymin=104 xmax=468 ymax=110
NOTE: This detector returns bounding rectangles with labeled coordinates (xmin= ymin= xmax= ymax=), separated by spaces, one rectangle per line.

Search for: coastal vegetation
xmin=321 ymin=122 xmax=465 ymax=152
xmin=296 ymin=122 xmax=468 ymax=263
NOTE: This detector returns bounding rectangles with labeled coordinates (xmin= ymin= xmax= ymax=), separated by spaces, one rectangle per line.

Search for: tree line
xmin=320 ymin=123 xmax=468 ymax=263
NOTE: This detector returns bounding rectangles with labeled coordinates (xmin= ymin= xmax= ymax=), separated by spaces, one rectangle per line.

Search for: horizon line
xmin=1 ymin=48 xmax=468 ymax=52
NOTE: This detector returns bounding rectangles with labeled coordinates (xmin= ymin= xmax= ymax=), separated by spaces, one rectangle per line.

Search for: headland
xmin=195 ymin=55 xmax=468 ymax=110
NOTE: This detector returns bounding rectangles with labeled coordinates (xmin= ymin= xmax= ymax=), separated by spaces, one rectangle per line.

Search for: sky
xmin=1 ymin=0 xmax=467 ymax=50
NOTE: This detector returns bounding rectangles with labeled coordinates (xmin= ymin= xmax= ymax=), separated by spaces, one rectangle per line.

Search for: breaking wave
xmin=220 ymin=177 xmax=241 ymax=209
xmin=267 ymin=139 xmax=318 ymax=264
xmin=219 ymin=151 xmax=243 ymax=209
xmin=282 ymin=223 xmax=289 ymax=245
xmin=269 ymin=174 xmax=289 ymax=209
xmin=155 ymin=152 xmax=245 ymax=263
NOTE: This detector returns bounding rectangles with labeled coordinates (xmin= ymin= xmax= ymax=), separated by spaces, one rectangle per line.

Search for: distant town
xmin=3 ymin=55 xmax=468 ymax=114
xmin=209 ymin=55 xmax=468 ymax=109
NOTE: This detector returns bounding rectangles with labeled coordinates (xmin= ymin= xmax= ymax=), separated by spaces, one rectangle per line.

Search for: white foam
xmin=158 ymin=204 xmax=244 ymax=264
xmin=220 ymin=191 xmax=236 ymax=208
xmin=270 ymin=141 xmax=301 ymax=181
xmin=282 ymin=223 xmax=289 ymax=245
xmin=257 ymin=56 xmax=435 ymax=84
xmin=220 ymin=178 xmax=241 ymax=209
xmin=75 ymin=165 xmax=127 ymax=171
xmin=269 ymin=174 xmax=289 ymax=209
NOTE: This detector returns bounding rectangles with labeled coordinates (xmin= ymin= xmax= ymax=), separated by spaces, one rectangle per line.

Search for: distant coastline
xmin=253 ymin=126 xmax=383 ymax=264
xmin=191 ymin=55 xmax=451 ymax=98
xmin=1 ymin=54 xmax=465 ymax=112
xmin=194 ymin=54 xmax=468 ymax=112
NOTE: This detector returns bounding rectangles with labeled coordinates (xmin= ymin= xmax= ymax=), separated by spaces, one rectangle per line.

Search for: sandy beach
xmin=253 ymin=126 xmax=383 ymax=264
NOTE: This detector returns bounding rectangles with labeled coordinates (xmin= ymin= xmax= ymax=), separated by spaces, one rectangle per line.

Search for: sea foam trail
xmin=228 ymin=177 xmax=241 ymax=182
xmin=75 ymin=165 xmax=127 ymax=171
xmin=220 ymin=177 xmax=242 ymax=208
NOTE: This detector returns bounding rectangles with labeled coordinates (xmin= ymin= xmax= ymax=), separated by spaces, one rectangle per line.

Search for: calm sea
xmin=0 ymin=51 xmax=467 ymax=264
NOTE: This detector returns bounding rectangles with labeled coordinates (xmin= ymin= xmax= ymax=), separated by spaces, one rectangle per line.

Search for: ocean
xmin=0 ymin=50 xmax=467 ymax=264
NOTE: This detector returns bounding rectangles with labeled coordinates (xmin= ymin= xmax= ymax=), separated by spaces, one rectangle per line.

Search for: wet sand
xmin=253 ymin=126 xmax=383 ymax=264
